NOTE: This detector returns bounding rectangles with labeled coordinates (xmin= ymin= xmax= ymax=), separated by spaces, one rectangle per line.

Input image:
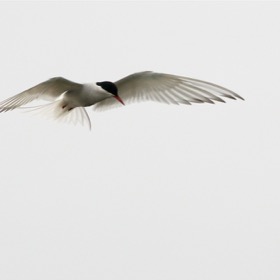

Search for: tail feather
xmin=23 ymin=100 xmax=92 ymax=130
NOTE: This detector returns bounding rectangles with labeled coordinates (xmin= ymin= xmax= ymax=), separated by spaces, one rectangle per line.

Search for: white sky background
xmin=0 ymin=2 xmax=279 ymax=279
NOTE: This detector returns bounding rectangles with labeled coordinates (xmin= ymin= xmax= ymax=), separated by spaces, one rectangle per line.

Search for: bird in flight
xmin=0 ymin=71 xmax=243 ymax=129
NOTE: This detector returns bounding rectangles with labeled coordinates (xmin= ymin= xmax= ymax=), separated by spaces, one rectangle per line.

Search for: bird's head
xmin=96 ymin=81 xmax=125 ymax=105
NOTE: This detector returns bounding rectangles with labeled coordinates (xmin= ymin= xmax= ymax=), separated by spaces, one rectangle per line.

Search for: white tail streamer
xmin=22 ymin=100 xmax=92 ymax=130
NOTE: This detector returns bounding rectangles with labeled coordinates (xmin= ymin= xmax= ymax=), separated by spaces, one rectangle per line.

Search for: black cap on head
xmin=96 ymin=81 xmax=118 ymax=96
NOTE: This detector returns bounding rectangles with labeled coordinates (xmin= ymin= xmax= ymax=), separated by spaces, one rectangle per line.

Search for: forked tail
xmin=23 ymin=100 xmax=92 ymax=130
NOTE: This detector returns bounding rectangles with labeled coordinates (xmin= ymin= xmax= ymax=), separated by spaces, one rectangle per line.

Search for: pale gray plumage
xmin=94 ymin=71 xmax=243 ymax=111
xmin=0 ymin=77 xmax=82 ymax=112
xmin=0 ymin=71 xmax=244 ymax=129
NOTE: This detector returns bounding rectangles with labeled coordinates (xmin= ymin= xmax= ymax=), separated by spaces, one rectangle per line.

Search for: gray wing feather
xmin=0 ymin=77 xmax=81 ymax=112
xmin=93 ymin=71 xmax=243 ymax=111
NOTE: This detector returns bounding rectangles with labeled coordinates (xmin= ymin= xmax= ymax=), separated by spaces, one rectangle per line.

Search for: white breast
xmin=66 ymin=83 xmax=111 ymax=107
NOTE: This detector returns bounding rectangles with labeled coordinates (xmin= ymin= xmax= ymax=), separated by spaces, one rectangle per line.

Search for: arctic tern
xmin=0 ymin=71 xmax=243 ymax=129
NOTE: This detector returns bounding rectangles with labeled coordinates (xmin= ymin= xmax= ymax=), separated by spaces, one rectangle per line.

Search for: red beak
xmin=114 ymin=95 xmax=125 ymax=105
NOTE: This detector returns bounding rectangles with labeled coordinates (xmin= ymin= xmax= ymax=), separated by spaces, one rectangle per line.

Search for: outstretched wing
xmin=94 ymin=71 xmax=243 ymax=111
xmin=0 ymin=77 xmax=82 ymax=112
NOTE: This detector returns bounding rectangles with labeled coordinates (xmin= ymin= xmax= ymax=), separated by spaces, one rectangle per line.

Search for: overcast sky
xmin=0 ymin=2 xmax=279 ymax=280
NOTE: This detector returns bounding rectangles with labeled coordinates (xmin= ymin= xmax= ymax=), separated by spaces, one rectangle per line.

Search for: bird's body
xmin=0 ymin=71 xmax=244 ymax=129
xmin=62 ymin=83 xmax=108 ymax=109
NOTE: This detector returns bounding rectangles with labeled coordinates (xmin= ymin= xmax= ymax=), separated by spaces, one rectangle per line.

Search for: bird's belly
xmin=64 ymin=89 xmax=108 ymax=108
